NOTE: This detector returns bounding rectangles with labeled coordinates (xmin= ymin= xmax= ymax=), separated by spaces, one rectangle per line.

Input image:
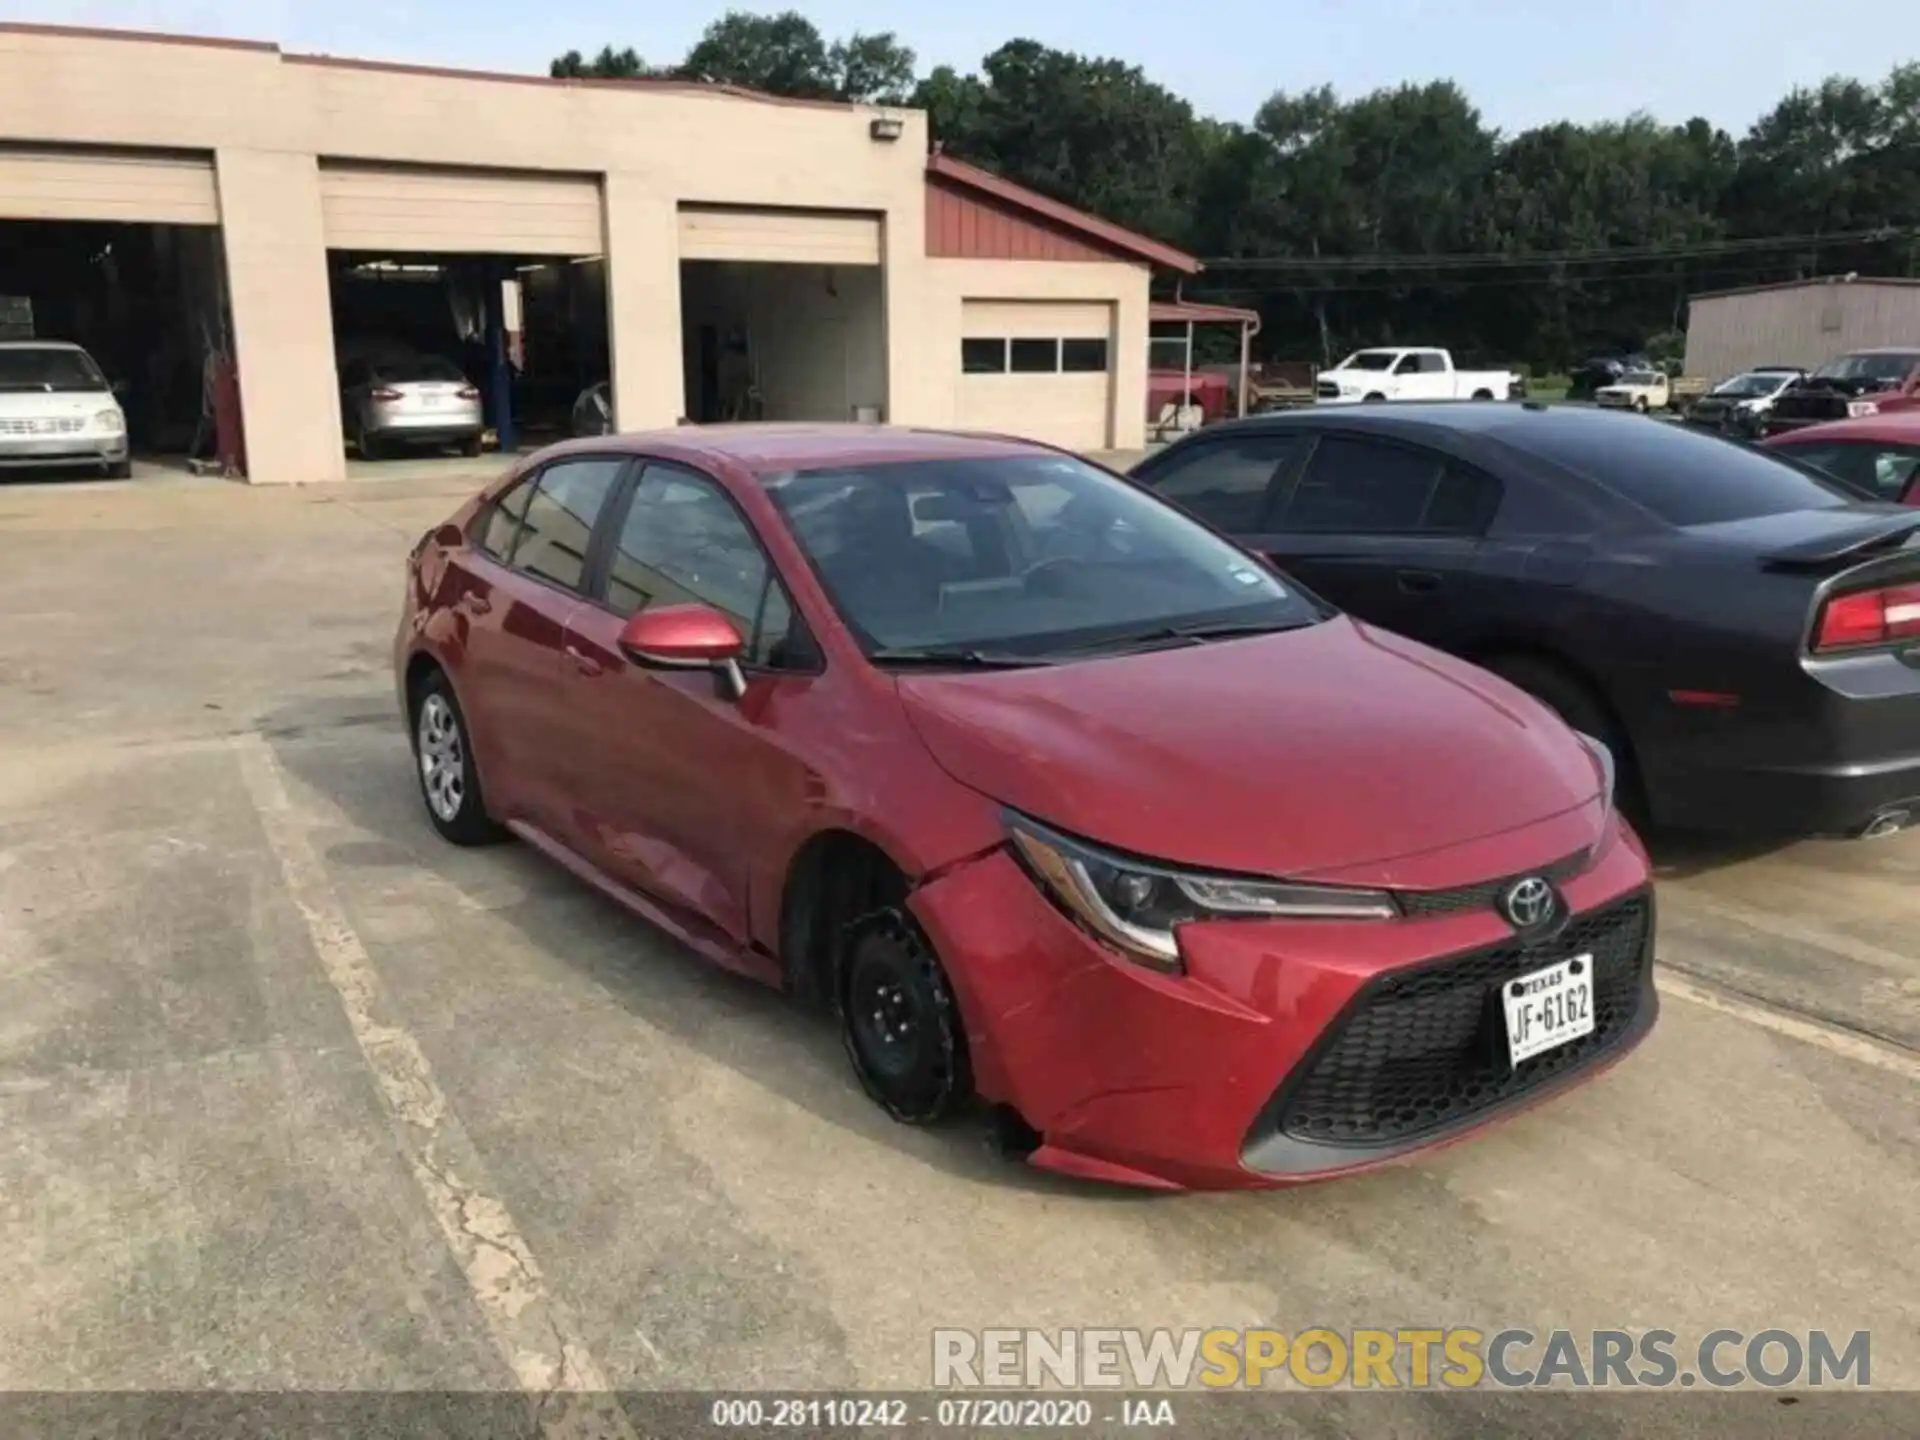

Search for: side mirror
xmin=616 ymin=603 xmax=747 ymax=700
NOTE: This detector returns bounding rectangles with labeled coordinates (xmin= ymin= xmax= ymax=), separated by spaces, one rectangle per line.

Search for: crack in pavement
xmin=233 ymin=733 xmax=639 ymax=1439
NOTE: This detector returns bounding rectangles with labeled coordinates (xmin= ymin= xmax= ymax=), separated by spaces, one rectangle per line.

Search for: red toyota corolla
xmin=394 ymin=426 xmax=1656 ymax=1191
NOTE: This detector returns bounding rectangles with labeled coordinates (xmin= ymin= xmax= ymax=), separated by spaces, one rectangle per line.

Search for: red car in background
xmin=395 ymin=426 xmax=1654 ymax=1191
xmin=1763 ymin=410 xmax=1920 ymax=506
xmin=1147 ymin=368 xmax=1233 ymax=424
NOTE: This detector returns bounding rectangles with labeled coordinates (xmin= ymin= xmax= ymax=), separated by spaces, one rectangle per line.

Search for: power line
xmin=1183 ymin=254 xmax=1869 ymax=299
xmin=1200 ymin=225 xmax=1915 ymax=273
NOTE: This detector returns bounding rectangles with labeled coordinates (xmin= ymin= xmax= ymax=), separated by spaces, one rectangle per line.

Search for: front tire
xmin=410 ymin=670 xmax=505 ymax=846
xmin=839 ymin=909 xmax=973 ymax=1124
xmin=1363 ymin=392 xmax=1387 ymax=403
xmin=103 ymin=458 xmax=131 ymax=479
xmin=1633 ymin=397 xmax=1649 ymax=414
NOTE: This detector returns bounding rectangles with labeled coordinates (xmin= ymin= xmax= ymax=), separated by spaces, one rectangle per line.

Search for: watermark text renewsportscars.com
xmin=931 ymin=1327 xmax=1872 ymax=1390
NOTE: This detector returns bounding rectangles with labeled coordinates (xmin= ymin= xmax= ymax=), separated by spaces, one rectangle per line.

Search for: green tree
xmin=549 ymin=45 xmax=651 ymax=79
xmin=554 ymin=12 xmax=915 ymax=103
xmin=912 ymin=40 xmax=1207 ymax=248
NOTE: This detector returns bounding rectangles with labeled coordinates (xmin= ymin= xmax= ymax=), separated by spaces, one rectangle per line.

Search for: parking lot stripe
xmin=234 ymin=734 xmax=638 ymax=1439
xmin=1659 ymin=972 xmax=1920 ymax=1083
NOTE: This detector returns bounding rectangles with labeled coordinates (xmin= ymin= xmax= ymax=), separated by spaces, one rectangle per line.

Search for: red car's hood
xmin=897 ymin=617 xmax=1606 ymax=885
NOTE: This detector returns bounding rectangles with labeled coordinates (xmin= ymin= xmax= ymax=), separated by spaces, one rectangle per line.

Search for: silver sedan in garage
xmin=340 ymin=353 xmax=484 ymax=460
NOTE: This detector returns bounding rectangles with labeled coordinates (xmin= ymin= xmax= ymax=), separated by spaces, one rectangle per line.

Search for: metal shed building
xmin=1684 ymin=275 xmax=1920 ymax=382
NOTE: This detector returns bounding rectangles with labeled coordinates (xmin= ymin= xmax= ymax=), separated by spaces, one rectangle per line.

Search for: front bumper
xmin=910 ymin=820 xmax=1656 ymax=1191
xmin=0 ymin=435 xmax=127 ymax=468
xmin=370 ymin=420 xmax=483 ymax=445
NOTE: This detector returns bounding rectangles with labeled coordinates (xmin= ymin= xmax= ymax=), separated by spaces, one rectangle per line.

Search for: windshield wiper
xmin=868 ymin=646 xmax=1057 ymax=669
xmin=1047 ymin=617 xmax=1317 ymax=657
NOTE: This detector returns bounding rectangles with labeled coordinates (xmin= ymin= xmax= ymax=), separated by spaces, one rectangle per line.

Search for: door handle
xmin=1396 ymin=569 xmax=1442 ymax=595
xmin=565 ymin=645 xmax=604 ymax=678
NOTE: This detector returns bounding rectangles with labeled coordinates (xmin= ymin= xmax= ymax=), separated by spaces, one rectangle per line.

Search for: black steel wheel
xmin=838 ymin=909 xmax=972 ymax=1124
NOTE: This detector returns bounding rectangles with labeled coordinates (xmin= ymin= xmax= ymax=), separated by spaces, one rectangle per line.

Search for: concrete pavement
xmin=0 ymin=472 xmax=1916 ymax=1433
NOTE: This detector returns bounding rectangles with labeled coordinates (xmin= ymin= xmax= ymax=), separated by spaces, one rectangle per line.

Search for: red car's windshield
xmin=762 ymin=454 xmax=1325 ymax=658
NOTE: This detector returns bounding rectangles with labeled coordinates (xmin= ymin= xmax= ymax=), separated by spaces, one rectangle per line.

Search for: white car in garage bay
xmin=1315 ymin=347 xmax=1522 ymax=405
xmin=0 ymin=340 xmax=129 ymax=479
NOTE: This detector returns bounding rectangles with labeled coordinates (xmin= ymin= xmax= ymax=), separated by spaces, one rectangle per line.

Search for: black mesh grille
xmin=1267 ymin=891 xmax=1652 ymax=1147
xmin=1396 ymin=850 xmax=1589 ymax=920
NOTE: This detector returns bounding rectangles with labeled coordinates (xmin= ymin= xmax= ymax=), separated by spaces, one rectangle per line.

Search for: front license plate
xmin=1503 ymin=956 xmax=1595 ymax=1067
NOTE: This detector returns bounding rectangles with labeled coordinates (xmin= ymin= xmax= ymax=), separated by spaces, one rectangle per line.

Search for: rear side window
xmin=1282 ymin=435 xmax=1439 ymax=533
xmin=511 ymin=458 xmax=627 ymax=591
xmin=476 ymin=476 xmax=534 ymax=561
xmin=1424 ymin=463 xmax=1503 ymax=535
xmin=1138 ymin=434 xmax=1299 ymax=533
xmin=1513 ymin=419 xmax=1851 ymax=525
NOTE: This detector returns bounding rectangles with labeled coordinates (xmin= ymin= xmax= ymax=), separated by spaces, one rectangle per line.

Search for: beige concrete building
xmin=0 ymin=23 xmax=1202 ymax=484
xmin=1684 ymin=275 xmax=1920 ymax=382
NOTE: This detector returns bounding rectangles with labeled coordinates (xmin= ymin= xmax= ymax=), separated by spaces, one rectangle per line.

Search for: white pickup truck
xmin=1315 ymin=347 xmax=1522 ymax=405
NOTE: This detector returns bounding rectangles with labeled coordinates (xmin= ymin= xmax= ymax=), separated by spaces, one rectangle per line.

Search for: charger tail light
xmin=370 ymin=386 xmax=404 ymax=401
xmin=1813 ymin=582 xmax=1920 ymax=653
xmin=457 ymin=385 xmax=481 ymax=400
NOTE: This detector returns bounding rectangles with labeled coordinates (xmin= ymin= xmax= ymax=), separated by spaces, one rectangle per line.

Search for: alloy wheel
xmin=417 ymin=692 xmax=466 ymax=823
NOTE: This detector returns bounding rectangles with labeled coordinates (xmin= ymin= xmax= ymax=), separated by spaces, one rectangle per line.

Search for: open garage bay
xmin=0 ymin=475 xmax=1916 ymax=1432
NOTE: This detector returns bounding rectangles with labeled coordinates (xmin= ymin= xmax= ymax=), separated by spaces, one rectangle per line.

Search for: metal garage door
xmin=678 ymin=205 xmax=882 ymax=265
xmin=319 ymin=163 xmax=602 ymax=255
xmin=0 ymin=145 xmax=219 ymax=225
xmin=956 ymin=300 xmax=1113 ymax=450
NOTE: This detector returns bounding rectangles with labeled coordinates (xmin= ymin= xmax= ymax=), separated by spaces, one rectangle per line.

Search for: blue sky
xmin=24 ymin=0 xmax=1918 ymax=134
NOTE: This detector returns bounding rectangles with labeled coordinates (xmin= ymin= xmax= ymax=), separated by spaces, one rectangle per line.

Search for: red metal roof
xmin=925 ymin=151 xmax=1201 ymax=275
xmin=1150 ymin=300 xmax=1260 ymax=326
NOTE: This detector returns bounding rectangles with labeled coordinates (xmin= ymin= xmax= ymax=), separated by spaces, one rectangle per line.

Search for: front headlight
xmin=93 ymin=409 xmax=124 ymax=434
xmin=1006 ymin=815 xmax=1396 ymax=972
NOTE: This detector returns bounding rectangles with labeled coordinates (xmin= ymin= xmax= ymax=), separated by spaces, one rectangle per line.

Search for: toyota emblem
xmin=1501 ymin=876 xmax=1556 ymax=931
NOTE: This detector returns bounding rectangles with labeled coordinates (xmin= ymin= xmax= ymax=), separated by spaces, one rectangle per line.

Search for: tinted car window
xmin=477 ymin=475 xmax=536 ymax=561
xmin=1424 ymin=463 xmax=1502 ymax=535
xmin=1785 ymin=441 xmax=1920 ymax=503
xmin=763 ymin=453 xmax=1323 ymax=657
xmin=375 ymin=356 xmax=467 ymax=384
xmin=1282 ymin=435 xmax=1439 ymax=533
xmin=1509 ymin=417 xmax=1852 ymax=525
xmin=512 ymin=458 xmax=626 ymax=591
xmin=1140 ymin=435 xmax=1298 ymax=533
xmin=606 ymin=466 xmax=783 ymax=650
